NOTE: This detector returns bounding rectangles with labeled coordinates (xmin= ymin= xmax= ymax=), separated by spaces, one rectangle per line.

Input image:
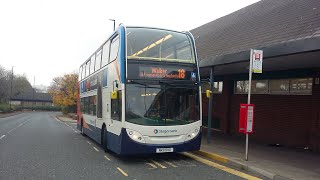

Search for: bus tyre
xmin=102 ymin=126 xmax=108 ymax=152
xmin=81 ymin=119 xmax=86 ymax=136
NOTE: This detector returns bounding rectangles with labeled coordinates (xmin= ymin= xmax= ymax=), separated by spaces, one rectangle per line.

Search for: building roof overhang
xmin=200 ymin=36 xmax=320 ymax=77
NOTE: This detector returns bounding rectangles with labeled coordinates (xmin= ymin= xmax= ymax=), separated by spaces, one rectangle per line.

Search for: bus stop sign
xmin=239 ymin=104 xmax=254 ymax=134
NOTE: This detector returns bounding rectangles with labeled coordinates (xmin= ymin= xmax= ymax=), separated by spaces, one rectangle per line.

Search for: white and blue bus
xmin=77 ymin=25 xmax=202 ymax=155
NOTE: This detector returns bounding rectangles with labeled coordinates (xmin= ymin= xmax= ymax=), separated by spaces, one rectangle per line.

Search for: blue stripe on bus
xmin=119 ymin=26 xmax=126 ymax=83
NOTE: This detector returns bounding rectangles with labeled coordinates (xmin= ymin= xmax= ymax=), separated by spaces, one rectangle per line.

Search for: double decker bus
xmin=77 ymin=25 xmax=202 ymax=155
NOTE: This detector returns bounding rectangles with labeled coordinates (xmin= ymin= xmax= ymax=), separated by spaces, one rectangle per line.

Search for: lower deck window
xmin=80 ymin=96 xmax=97 ymax=115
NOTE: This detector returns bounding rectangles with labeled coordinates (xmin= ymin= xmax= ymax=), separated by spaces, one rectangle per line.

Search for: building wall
xmin=20 ymin=101 xmax=53 ymax=107
xmin=10 ymin=101 xmax=21 ymax=105
xmin=310 ymin=71 xmax=320 ymax=151
xmin=228 ymin=93 xmax=312 ymax=148
xmin=202 ymin=72 xmax=319 ymax=150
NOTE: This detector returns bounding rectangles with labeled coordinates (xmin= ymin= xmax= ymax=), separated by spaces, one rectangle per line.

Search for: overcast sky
xmin=0 ymin=0 xmax=259 ymax=87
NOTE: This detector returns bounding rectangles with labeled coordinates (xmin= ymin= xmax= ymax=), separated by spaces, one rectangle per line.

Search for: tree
xmin=0 ymin=65 xmax=32 ymax=103
xmin=48 ymin=73 xmax=78 ymax=113
xmin=0 ymin=65 xmax=9 ymax=103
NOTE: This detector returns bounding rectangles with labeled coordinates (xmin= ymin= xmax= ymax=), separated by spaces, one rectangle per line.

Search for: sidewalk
xmin=198 ymin=130 xmax=320 ymax=180
xmin=56 ymin=114 xmax=77 ymax=123
xmin=0 ymin=111 xmax=22 ymax=118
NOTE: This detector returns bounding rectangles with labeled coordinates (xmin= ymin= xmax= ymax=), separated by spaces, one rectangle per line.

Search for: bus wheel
xmin=101 ymin=125 xmax=108 ymax=152
xmin=81 ymin=119 xmax=86 ymax=136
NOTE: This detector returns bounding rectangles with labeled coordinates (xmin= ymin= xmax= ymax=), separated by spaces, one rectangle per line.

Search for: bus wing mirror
xmin=206 ymin=90 xmax=212 ymax=98
xmin=111 ymin=91 xmax=118 ymax=99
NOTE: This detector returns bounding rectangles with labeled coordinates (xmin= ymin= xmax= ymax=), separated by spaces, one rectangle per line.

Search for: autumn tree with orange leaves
xmin=48 ymin=73 xmax=78 ymax=113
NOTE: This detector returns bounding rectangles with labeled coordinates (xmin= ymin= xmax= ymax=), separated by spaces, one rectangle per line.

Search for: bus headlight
xmin=126 ymin=129 xmax=146 ymax=143
xmin=185 ymin=128 xmax=200 ymax=141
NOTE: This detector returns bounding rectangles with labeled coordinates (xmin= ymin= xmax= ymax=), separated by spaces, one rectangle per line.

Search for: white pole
xmin=246 ymin=49 xmax=253 ymax=161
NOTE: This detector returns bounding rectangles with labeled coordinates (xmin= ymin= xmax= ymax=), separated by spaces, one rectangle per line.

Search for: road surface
xmin=0 ymin=112 xmax=263 ymax=180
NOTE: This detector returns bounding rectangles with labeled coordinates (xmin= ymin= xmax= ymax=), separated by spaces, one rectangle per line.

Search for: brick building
xmin=191 ymin=0 xmax=320 ymax=151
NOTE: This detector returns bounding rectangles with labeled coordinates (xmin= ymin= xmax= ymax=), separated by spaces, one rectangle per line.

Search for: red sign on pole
xmin=239 ymin=104 xmax=254 ymax=134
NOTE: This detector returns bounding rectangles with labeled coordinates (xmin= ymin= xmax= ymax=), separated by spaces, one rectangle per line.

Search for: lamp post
xmin=9 ymin=66 xmax=14 ymax=111
xmin=32 ymin=76 xmax=35 ymax=111
xmin=109 ymin=19 xmax=115 ymax=31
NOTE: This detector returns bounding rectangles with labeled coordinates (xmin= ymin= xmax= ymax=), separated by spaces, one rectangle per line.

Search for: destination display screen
xmin=127 ymin=63 xmax=198 ymax=81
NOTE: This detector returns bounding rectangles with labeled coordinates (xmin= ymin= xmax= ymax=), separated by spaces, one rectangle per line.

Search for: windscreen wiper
xmin=129 ymin=80 xmax=151 ymax=88
xmin=159 ymin=80 xmax=174 ymax=86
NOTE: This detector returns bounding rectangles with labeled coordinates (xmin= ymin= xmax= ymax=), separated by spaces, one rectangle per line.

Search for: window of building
xmin=252 ymin=80 xmax=268 ymax=94
xmin=269 ymin=79 xmax=289 ymax=94
xmin=235 ymin=78 xmax=312 ymax=95
xmin=109 ymin=36 xmax=120 ymax=62
xmin=95 ymin=49 xmax=102 ymax=71
xmin=289 ymin=78 xmax=312 ymax=95
xmin=202 ymin=81 xmax=223 ymax=93
xmin=236 ymin=80 xmax=249 ymax=94
xmin=101 ymin=41 xmax=110 ymax=67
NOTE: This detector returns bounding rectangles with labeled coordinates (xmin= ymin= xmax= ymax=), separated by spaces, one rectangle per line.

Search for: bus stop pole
xmin=246 ymin=50 xmax=253 ymax=161
xmin=207 ymin=67 xmax=214 ymax=144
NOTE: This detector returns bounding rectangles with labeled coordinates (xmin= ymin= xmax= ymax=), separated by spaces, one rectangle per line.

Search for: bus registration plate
xmin=156 ymin=148 xmax=173 ymax=153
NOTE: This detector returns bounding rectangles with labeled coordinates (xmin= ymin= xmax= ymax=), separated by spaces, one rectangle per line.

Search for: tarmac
xmin=54 ymin=114 xmax=320 ymax=180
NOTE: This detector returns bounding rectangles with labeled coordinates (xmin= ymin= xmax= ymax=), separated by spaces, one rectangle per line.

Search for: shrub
xmin=0 ymin=103 xmax=11 ymax=113
xmin=15 ymin=105 xmax=61 ymax=111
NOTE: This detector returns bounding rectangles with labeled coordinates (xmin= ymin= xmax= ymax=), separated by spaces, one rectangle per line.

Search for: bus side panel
xmin=106 ymin=131 xmax=122 ymax=154
xmin=81 ymin=122 xmax=102 ymax=143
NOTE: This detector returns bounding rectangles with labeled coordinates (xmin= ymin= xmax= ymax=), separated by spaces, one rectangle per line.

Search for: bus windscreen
xmin=126 ymin=28 xmax=195 ymax=63
xmin=125 ymin=83 xmax=200 ymax=126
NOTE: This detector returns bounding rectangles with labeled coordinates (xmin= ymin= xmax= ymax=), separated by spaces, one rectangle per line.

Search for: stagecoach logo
xmin=191 ymin=72 xmax=196 ymax=80
xmin=154 ymin=129 xmax=158 ymax=134
xmin=154 ymin=129 xmax=177 ymax=134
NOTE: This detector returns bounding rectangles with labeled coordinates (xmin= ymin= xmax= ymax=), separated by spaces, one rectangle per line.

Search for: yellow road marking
xmin=93 ymin=147 xmax=99 ymax=152
xmin=163 ymin=160 xmax=178 ymax=168
xmin=104 ymin=155 xmax=111 ymax=161
xmin=181 ymin=159 xmax=197 ymax=167
xmin=117 ymin=167 xmax=128 ymax=177
xmin=0 ymin=135 xmax=5 ymax=140
xmin=150 ymin=159 xmax=167 ymax=169
xmin=146 ymin=163 xmax=157 ymax=169
xmin=183 ymin=152 xmax=262 ymax=180
xmin=194 ymin=150 xmax=229 ymax=164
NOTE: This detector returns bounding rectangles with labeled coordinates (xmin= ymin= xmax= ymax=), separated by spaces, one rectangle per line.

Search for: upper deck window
xmin=90 ymin=55 xmax=95 ymax=74
xmin=85 ymin=61 xmax=90 ymax=77
xmin=110 ymin=36 xmax=120 ymax=62
xmin=127 ymin=28 xmax=195 ymax=63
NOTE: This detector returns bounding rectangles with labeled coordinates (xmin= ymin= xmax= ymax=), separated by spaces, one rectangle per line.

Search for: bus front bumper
xmin=119 ymin=128 xmax=202 ymax=155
